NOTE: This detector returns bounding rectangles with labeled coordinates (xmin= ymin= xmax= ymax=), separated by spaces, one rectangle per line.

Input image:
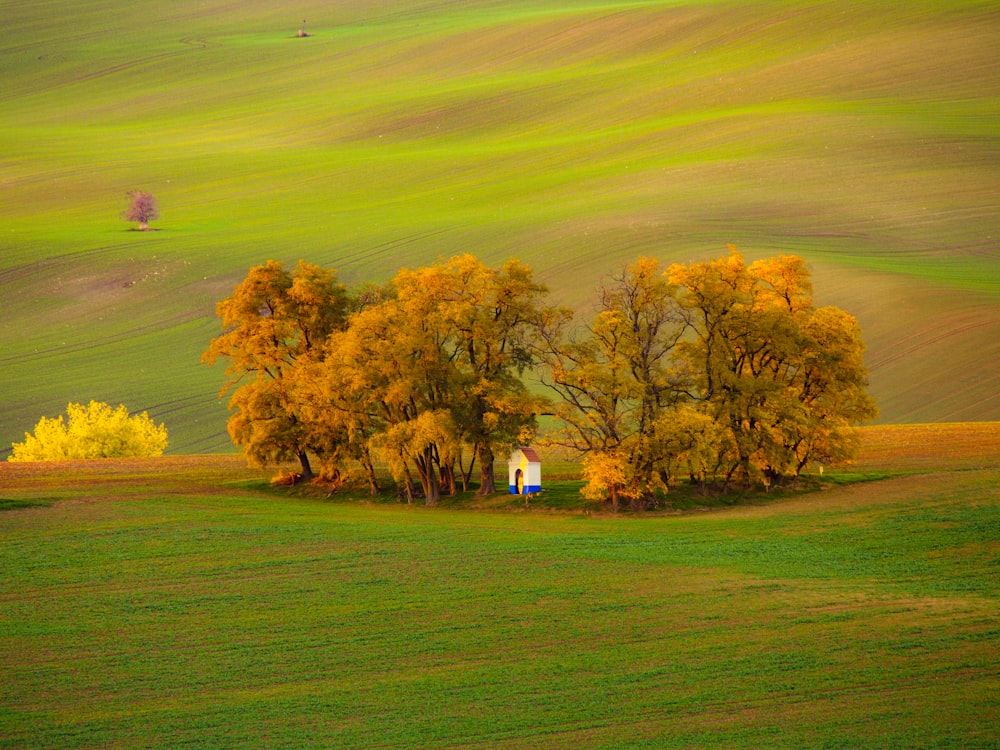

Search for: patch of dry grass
xmin=853 ymin=422 xmax=1000 ymax=473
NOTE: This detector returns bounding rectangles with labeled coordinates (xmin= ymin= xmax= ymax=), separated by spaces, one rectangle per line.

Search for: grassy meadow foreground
xmin=1 ymin=425 xmax=998 ymax=747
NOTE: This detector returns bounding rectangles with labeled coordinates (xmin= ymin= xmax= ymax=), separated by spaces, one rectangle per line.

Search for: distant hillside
xmin=2 ymin=0 xmax=998 ymax=454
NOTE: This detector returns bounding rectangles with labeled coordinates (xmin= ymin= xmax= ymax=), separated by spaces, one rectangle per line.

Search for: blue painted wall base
xmin=509 ymin=484 xmax=542 ymax=495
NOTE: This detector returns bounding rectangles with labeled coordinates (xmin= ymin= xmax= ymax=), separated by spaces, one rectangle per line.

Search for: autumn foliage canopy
xmin=205 ymin=250 xmax=876 ymax=507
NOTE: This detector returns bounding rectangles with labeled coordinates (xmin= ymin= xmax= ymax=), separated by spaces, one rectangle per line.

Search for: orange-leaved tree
xmin=202 ymin=260 xmax=349 ymax=479
xmin=430 ymin=255 xmax=553 ymax=496
xmin=299 ymin=255 xmax=554 ymax=503
xmin=535 ymin=257 xmax=689 ymax=508
xmin=668 ymin=248 xmax=878 ymax=488
xmin=326 ymin=265 xmax=461 ymax=504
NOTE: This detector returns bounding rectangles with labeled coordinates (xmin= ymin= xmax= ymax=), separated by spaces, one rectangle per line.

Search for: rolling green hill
xmin=2 ymin=0 xmax=998 ymax=454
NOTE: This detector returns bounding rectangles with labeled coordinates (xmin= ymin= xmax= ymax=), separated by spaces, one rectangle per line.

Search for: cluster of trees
xmin=538 ymin=251 xmax=877 ymax=508
xmin=204 ymin=250 xmax=876 ymax=507
xmin=9 ymin=401 xmax=168 ymax=462
xmin=203 ymin=255 xmax=547 ymax=504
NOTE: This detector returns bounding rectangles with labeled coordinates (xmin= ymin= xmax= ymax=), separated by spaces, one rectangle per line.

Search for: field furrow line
xmin=0 ymin=245 xmax=136 ymax=284
xmin=0 ymin=311 xmax=203 ymax=366
xmin=868 ymin=316 xmax=996 ymax=371
xmin=0 ymin=37 xmax=211 ymax=104
xmin=334 ymin=228 xmax=459 ymax=271
xmin=896 ymin=371 xmax=1000 ymax=422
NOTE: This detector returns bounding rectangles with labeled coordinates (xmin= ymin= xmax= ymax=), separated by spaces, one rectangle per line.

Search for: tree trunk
xmin=423 ymin=473 xmax=440 ymax=506
xmin=476 ymin=443 xmax=496 ymax=497
xmin=297 ymin=450 xmax=314 ymax=480
xmin=457 ymin=448 xmax=474 ymax=493
xmin=416 ymin=446 xmax=440 ymax=506
xmin=402 ymin=462 xmax=415 ymax=504
xmin=138 ymin=221 xmax=149 ymax=231
xmin=361 ymin=451 xmax=379 ymax=495
xmin=439 ymin=460 xmax=456 ymax=496
xmin=462 ymin=453 xmax=476 ymax=492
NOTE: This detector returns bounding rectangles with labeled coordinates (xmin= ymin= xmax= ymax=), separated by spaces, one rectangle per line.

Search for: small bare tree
xmin=122 ymin=190 xmax=159 ymax=230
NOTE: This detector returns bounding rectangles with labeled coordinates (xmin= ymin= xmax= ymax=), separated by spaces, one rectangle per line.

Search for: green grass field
xmin=2 ymin=0 xmax=999 ymax=454
xmin=1 ymin=426 xmax=998 ymax=747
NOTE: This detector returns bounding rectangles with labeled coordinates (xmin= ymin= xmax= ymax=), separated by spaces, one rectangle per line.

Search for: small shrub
xmin=9 ymin=401 xmax=168 ymax=462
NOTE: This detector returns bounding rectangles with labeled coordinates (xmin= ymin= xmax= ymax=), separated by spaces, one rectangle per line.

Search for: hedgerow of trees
xmin=204 ymin=250 xmax=876 ymax=507
xmin=8 ymin=401 xmax=168 ymax=461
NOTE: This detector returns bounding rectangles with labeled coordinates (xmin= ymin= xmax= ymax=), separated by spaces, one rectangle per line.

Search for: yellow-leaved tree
xmin=9 ymin=401 xmax=168 ymax=461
